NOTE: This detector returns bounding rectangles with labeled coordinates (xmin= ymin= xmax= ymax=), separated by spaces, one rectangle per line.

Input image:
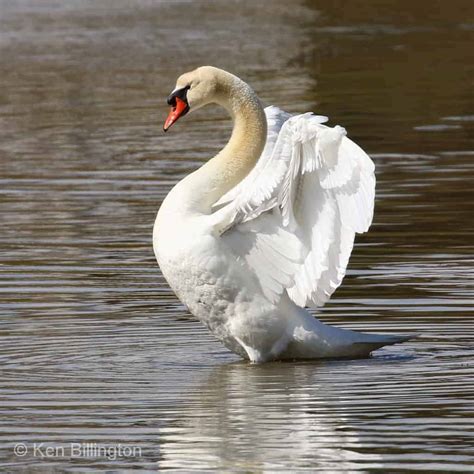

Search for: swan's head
xmin=163 ymin=66 xmax=228 ymax=132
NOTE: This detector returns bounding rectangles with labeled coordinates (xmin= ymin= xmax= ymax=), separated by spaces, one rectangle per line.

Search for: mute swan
xmin=154 ymin=66 xmax=410 ymax=363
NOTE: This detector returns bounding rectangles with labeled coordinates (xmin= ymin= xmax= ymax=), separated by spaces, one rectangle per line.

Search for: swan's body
xmin=154 ymin=66 xmax=410 ymax=362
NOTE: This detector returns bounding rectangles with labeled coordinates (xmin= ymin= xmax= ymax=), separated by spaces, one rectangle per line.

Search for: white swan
xmin=154 ymin=66 xmax=410 ymax=363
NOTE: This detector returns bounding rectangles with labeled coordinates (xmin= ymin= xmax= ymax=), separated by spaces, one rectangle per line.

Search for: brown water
xmin=1 ymin=0 xmax=473 ymax=472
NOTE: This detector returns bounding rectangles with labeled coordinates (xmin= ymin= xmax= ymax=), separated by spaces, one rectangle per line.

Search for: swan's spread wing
xmin=224 ymin=211 xmax=306 ymax=303
xmin=216 ymin=109 xmax=375 ymax=307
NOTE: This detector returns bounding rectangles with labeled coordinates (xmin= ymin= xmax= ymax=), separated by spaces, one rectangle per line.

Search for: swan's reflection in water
xmin=158 ymin=360 xmax=383 ymax=471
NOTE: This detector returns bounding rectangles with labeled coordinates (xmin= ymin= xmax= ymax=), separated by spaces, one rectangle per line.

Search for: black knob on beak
xmin=167 ymin=85 xmax=190 ymax=107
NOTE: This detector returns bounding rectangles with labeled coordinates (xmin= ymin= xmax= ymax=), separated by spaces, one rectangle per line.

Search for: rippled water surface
xmin=1 ymin=0 xmax=473 ymax=471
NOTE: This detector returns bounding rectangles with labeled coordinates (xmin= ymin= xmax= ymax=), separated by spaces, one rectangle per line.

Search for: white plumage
xmin=154 ymin=66 xmax=410 ymax=362
xmin=215 ymin=106 xmax=375 ymax=308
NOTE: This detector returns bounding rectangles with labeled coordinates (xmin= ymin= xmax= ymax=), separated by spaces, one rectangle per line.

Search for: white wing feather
xmin=214 ymin=106 xmax=375 ymax=307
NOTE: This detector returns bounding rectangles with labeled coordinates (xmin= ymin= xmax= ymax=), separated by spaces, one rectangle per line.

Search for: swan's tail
xmin=280 ymin=302 xmax=416 ymax=360
xmin=265 ymin=298 xmax=416 ymax=361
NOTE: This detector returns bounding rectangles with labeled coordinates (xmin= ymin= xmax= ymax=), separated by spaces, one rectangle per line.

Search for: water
xmin=0 ymin=0 xmax=473 ymax=471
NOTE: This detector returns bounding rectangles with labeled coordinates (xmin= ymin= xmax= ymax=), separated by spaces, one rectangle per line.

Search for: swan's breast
xmin=153 ymin=199 xmax=287 ymax=360
xmin=155 ymin=224 xmax=248 ymax=346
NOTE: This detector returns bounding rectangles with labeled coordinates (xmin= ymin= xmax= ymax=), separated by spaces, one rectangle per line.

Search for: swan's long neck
xmin=177 ymin=74 xmax=267 ymax=213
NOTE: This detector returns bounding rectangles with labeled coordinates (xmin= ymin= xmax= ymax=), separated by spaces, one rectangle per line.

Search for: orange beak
xmin=163 ymin=97 xmax=189 ymax=132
